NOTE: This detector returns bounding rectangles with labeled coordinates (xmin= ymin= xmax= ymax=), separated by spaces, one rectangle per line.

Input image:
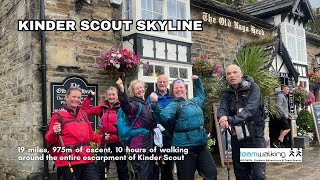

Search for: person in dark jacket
xmin=217 ymin=64 xmax=266 ymax=180
xmin=46 ymin=87 xmax=109 ymax=180
xmin=273 ymin=85 xmax=291 ymax=148
xmin=81 ymin=87 xmax=129 ymax=180
xmin=150 ymin=75 xmax=217 ymax=180
xmin=116 ymin=77 xmax=154 ymax=180
xmin=147 ymin=74 xmax=174 ymax=180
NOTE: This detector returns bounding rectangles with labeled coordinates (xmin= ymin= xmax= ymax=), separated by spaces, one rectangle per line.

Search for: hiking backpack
xmin=116 ymin=103 xmax=149 ymax=146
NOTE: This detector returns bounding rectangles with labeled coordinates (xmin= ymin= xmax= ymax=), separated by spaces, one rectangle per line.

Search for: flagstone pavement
xmin=106 ymin=146 xmax=320 ymax=180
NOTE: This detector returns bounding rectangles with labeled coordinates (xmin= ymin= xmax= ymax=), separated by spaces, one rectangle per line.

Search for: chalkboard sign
xmin=310 ymin=102 xmax=320 ymax=146
xmin=214 ymin=104 xmax=232 ymax=167
xmin=51 ymin=76 xmax=98 ymax=131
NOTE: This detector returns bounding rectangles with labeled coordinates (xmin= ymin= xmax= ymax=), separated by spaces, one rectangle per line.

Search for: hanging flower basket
xmin=192 ymin=55 xmax=222 ymax=77
xmin=308 ymin=71 xmax=320 ymax=88
xmin=97 ymin=47 xmax=142 ymax=77
xmin=293 ymin=84 xmax=309 ymax=107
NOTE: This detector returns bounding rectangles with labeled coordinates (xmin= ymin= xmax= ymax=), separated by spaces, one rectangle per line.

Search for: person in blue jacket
xmin=147 ymin=74 xmax=174 ymax=180
xmin=150 ymin=75 xmax=217 ymax=180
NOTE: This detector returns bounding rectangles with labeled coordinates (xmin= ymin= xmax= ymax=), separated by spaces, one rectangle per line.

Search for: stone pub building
xmin=0 ymin=0 xmax=319 ymax=179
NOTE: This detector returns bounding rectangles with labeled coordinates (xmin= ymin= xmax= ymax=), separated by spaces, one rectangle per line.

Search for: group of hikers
xmin=46 ymin=64 xmax=268 ymax=180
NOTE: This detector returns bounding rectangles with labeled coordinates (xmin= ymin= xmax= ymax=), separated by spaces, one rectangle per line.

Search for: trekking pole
xmin=58 ymin=134 xmax=77 ymax=180
xmin=224 ymin=127 xmax=231 ymax=180
xmin=102 ymin=133 xmax=108 ymax=180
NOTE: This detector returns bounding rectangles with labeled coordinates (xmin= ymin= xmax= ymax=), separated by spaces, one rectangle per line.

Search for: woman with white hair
xmin=116 ymin=77 xmax=154 ymax=180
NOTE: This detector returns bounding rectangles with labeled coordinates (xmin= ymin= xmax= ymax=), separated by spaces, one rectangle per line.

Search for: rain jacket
xmin=81 ymin=96 xmax=121 ymax=143
xmin=152 ymin=78 xmax=208 ymax=147
xmin=118 ymin=91 xmax=154 ymax=150
xmin=45 ymin=106 xmax=102 ymax=167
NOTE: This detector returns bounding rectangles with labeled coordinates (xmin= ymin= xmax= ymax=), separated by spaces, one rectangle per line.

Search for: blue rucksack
xmin=117 ymin=103 xmax=149 ymax=146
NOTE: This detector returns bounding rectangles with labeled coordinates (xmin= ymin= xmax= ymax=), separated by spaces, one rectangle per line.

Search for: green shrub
xmin=296 ymin=110 xmax=314 ymax=134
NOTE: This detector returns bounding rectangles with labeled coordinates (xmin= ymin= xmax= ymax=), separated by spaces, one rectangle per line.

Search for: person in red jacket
xmin=46 ymin=87 xmax=109 ymax=180
xmin=81 ymin=86 xmax=129 ymax=180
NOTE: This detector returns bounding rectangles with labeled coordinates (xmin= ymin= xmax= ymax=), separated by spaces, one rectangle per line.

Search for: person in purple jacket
xmin=116 ymin=77 xmax=154 ymax=180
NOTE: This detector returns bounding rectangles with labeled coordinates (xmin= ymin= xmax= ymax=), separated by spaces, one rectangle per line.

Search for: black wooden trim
xmin=153 ymin=40 xmax=156 ymax=59
xmin=140 ymin=56 xmax=192 ymax=65
xmin=176 ymin=44 xmax=179 ymax=62
xmin=123 ymin=33 xmax=192 ymax=62
xmin=278 ymin=39 xmax=300 ymax=82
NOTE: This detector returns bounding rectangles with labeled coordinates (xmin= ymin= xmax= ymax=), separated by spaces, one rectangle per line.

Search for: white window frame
xmin=122 ymin=0 xmax=192 ymax=43
xmin=294 ymin=78 xmax=309 ymax=91
xmin=138 ymin=60 xmax=194 ymax=98
xmin=281 ymin=22 xmax=307 ymax=65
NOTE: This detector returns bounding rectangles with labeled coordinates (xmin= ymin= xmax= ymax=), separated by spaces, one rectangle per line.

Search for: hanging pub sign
xmin=202 ymin=12 xmax=265 ymax=36
xmin=51 ymin=76 xmax=99 ymax=131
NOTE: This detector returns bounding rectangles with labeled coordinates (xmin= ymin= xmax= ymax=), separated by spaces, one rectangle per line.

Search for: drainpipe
xmin=39 ymin=0 xmax=49 ymax=179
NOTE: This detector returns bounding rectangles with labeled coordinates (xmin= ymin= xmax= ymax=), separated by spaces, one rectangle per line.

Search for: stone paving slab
xmin=107 ymin=146 xmax=320 ymax=180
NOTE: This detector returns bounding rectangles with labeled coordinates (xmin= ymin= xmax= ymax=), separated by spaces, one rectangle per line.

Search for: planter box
xmin=294 ymin=136 xmax=309 ymax=149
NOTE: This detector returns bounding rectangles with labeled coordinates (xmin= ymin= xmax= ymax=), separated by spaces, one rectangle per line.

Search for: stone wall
xmin=306 ymin=36 xmax=320 ymax=70
xmin=0 ymin=0 xmax=42 ymax=179
xmin=190 ymin=6 xmax=273 ymax=65
xmin=0 ymin=0 xmax=121 ymax=178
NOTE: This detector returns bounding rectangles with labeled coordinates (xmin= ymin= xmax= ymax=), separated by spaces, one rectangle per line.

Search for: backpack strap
xmin=55 ymin=113 xmax=64 ymax=134
xmin=131 ymin=103 xmax=142 ymax=128
xmin=79 ymin=110 xmax=92 ymax=126
xmin=100 ymin=107 xmax=107 ymax=128
xmin=175 ymin=102 xmax=182 ymax=120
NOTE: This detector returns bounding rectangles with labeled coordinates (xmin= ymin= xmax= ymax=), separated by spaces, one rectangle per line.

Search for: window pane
xmin=177 ymin=1 xmax=186 ymax=19
xmin=155 ymin=65 xmax=165 ymax=75
xmin=170 ymin=67 xmax=178 ymax=78
xmin=143 ymin=65 xmax=154 ymax=76
xmin=142 ymin=11 xmax=153 ymax=20
xmin=168 ymin=0 xmax=177 ymax=17
xmin=168 ymin=18 xmax=177 ymax=36
xmin=145 ymin=83 xmax=155 ymax=99
xmin=178 ymin=31 xmax=187 ymax=37
xmin=125 ymin=0 xmax=132 ymax=11
xmin=142 ymin=0 xmax=152 ymax=10
xmin=296 ymin=28 xmax=305 ymax=38
xmin=297 ymin=39 xmax=305 ymax=62
xmin=153 ymin=13 xmax=163 ymax=20
xmin=153 ymin=0 xmax=163 ymax=14
xmin=287 ymin=36 xmax=296 ymax=60
xmin=286 ymin=24 xmax=295 ymax=34
xmin=179 ymin=68 xmax=187 ymax=79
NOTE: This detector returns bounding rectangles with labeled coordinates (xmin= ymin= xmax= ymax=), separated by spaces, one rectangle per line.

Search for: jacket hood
xmin=242 ymin=75 xmax=254 ymax=83
xmin=275 ymin=91 xmax=286 ymax=96
xmin=103 ymin=100 xmax=120 ymax=109
xmin=227 ymin=75 xmax=254 ymax=92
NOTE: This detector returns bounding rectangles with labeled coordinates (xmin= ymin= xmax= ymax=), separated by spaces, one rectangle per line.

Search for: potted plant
xmin=295 ymin=109 xmax=315 ymax=148
xmin=234 ymin=45 xmax=280 ymax=115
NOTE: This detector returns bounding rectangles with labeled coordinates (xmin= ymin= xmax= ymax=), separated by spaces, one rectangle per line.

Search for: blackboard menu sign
xmin=214 ymin=104 xmax=232 ymax=166
xmin=310 ymin=102 xmax=320 ymax=146
xmin=51 ymin=76 xmax=98 ymax=131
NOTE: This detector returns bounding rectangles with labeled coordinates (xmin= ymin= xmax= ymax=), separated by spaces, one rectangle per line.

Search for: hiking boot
xmin=273 ymin=140 xmax=281 ymax=148
xmin=280 ymin=142 xmax=285 ymax=148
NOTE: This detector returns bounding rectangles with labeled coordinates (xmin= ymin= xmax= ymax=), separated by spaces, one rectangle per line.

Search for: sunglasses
xmin=173 ymin=79 xmax=186 ymax=86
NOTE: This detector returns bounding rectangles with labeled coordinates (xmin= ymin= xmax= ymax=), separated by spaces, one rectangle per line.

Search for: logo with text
xmin=240 ymin=148 xmax=302 ymax=162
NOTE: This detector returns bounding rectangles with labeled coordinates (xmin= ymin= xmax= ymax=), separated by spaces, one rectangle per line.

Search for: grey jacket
xmin=275 ymin=91 xmax=289 ymax=117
